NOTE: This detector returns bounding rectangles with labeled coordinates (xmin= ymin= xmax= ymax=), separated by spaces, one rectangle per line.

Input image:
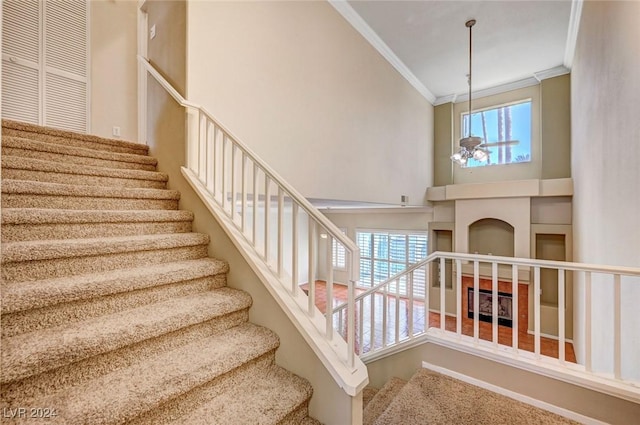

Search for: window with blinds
xmin=357 ymin=230 xmax=428 ymax=298
xmin=331 ymin=229 xmax=347 ymax=270
xmin=1 ymin=0 xmax=88 ymax=132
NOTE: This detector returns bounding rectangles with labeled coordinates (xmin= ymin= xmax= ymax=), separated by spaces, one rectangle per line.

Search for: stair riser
xmin=2 ymin=221 xmax=193 ymax=242
xmin=2 ymin=146 xmax=157 ymax=171
xmin=0 ymin=310 xmax=250 ymax=404
xmin=2 ymin=275 xmax=227 ymax=337
xmin=2 ymin=245 xmax=209 ymax=283
xmin=279 ymin=402 xmax=311 ymax=425
xmin=2 ymin=168 xmax=167 ymax=189
xmin=2 ymin=194 xmax=179 ymax=211
xmin=2 ymin=127 xmax=148 ymax=156
xmin=128 ymin=353 xmax=277 ymax=425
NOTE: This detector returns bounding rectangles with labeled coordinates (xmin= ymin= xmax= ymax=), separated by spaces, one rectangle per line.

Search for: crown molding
xmin=440 ymin=76 xmax=540 ymax=105
xmin=564 ymin=0 xmax=584 ymax=68
xmin=534 ymin=65 xmax=571 ymax=82
xmin=435 ymin=63 xmax=571 ymax=105
xmin=328 ymin=0 xmax=436 ymax=104
xmin=433 ymin=94 xmax=457 ymax=106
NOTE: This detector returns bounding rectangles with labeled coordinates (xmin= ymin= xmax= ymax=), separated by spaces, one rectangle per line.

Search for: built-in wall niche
xmin=530 ymin=224 xmax=573 ymax=338
xmin=468 ymin=218 xmax=515 ymax=257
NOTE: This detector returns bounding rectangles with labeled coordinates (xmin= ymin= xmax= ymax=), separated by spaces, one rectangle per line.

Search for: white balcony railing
xmin=139 ymin=56 xmax=367 ymax=396
xmin=333 ymin=251 xmax=640 ymax=401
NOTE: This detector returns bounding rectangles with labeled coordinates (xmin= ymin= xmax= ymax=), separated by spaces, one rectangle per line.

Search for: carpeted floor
xmin=364 ymin=368 xmax=580 ymax=425
xmin=0 ymin=119 xmax=317 ymax=424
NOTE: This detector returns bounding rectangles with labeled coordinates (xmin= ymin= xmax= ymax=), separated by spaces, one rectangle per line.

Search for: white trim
xmin=423 ymin=331 xmax=640 ymax=403
xmin=136 ymin=4 xmax=148 ymax=144
xmin=328 ymin=0 xmax=436 ymax=104
xmin=564 ymin=0 xmax=584 ymax=69
xmin=534 ymin=65 xmax=570 ymax=82
xmin=433 ymin=66 xmax=569 ymax=106
xmin=448 ymin=76 xmax=540 ymax=105
xmin=421 ymin=361 xmax=608 ymax=425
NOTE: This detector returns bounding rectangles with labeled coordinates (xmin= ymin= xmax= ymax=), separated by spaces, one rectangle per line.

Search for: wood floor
xmin=301 ymin=280 xmax=576 ymax=363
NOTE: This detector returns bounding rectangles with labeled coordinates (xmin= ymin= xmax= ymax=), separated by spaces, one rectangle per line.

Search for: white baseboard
xmin=421 ymin=361 xmax=607 ymax=425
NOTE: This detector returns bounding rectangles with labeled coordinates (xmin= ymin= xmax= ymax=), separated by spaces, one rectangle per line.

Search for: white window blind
xmin=332 ymin=229 xmax=347 ymax=270
xmin=357 ymin=230 xmax=428 ymax=298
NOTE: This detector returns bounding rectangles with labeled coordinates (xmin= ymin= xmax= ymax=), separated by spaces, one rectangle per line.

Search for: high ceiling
xmin=332 ymin=0 xmax=577 ymax=104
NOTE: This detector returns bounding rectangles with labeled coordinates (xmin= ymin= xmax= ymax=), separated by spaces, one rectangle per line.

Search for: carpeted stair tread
xmin=2 ymin=180 xmax=180 ymax=210
xmin=1 ymin=288 xmax=253 ymax=384
xmin=2 ymin=136 xmax=156 ymax=170
xmin=21 ymin=323 xmax=279 ymax=425
xmin=2 ymin=119 xmax=149 ymax=155
xmin=1 ymin=209 xmax=195 ymax=242
xmin=2 ymin=258 xmax=228 ymax=314
xmin=2 ymin=208 xmax=193 ymax=226
xmin=1 ymin=155 xmax=168 ymax=188
xmin=372 ymin=369 xmax=578 ymax=425
xmin=1 ymin=179 xmax=179 ymax=200
xmin=363 ymin=386 xmax=379 ymax=409
xmin=1 ymin=232 xmax=208 ymax=264
xmin=166 ymin=365 xmax=312 ymax=425
xmin=363 ymin=377 xmax=406 ymax=425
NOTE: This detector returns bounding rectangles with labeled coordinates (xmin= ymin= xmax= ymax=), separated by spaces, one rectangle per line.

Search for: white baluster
xmin=492 ymin=262 xmax=498 ymax=349
xmin=585 ymin=271 xmax=592 ymax=372
xmin=473 ymin=261 xmax=480 ymax=345
xmin=456 ymin=259 xmax=462 ymax=339
xmin=440 ymin=257 xmax=446 ymax=333
xmin=308 ymin=221 xmax=316 ymax=317
xmin=512 ymin=265 xmax=519 ymax=356
xmin=558 ymin=268 xmax=566 ymax=364
xmin=291 ymin=203 xmax=298 ymax=294
xmin=277 ymin=189 xmax=284 ymax=277
xmin=326 ymin=235 xmax=334 ymax=340
xmin=534 ymin=266 xmax=541 ymax=359
xmin=614 ymin=274 xmax=621 ymax=379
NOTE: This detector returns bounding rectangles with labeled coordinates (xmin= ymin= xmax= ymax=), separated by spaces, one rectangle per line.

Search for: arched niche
xmin=468 ymin=218 xmax=515 ymax=257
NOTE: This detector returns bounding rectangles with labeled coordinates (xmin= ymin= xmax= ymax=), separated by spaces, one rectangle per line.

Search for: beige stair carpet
xmin=371 ymin=368 xmax=578 ymax=425
xmin=0 ymin=119 xmax=318 ymax=424
xmin=363 ymin=378 xmax=406 ymax=425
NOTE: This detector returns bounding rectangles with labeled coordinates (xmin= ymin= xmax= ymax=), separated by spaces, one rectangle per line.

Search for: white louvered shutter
xmin=43 ymin=0 xmax=88 ymax=132
xmin=2 ymin=0 xmax=41 ymax=124
xmin=1 ymin=0 xmax=88 ymax=133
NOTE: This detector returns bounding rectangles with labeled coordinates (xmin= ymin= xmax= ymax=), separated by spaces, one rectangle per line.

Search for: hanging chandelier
xmin=451 ymin=19 xmax=489 ymax=166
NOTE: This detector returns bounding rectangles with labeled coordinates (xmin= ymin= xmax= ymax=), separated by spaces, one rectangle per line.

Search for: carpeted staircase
xmin=0 ymin=120 xmax=320 ymax=424
xmin=362 ymin=368 xmax=579 ymax=425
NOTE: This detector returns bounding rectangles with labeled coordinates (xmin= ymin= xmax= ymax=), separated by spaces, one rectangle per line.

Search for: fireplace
xmin=467 ymin=288 xmax=513 ymax=327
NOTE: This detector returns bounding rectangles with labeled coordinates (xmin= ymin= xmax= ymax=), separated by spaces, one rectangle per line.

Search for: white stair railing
xmin=139 ymin=56 xmax=367 ymax=396
xmin=333 ymin=251 xmax=640 ymax=401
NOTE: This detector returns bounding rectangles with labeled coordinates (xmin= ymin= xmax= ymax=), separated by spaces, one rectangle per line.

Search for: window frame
xmin=460 ymin=98 xmax=533 ymax=168
xmin=356 ymin=228 xmax=428 ymax=290
xmin=452 ymin=84 xmax=541 ymax=184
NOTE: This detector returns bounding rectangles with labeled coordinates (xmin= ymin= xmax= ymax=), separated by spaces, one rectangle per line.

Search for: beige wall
xmin=366 ymin=343 xmax=640 ymax=424
xmin=90 ymin=0 xmax=138 ymax=141
xmin=541 ymin=74 xmax=571 ymax=179
xmin=571 ymin=0 xmax=640 ymax=382
xmin=433 ymin=103 xmax=454 ymax=186
xmin=186 ymin=1 xmax=433 ymax=205
xmin=143 ymin=2 xmax=354 ymax=423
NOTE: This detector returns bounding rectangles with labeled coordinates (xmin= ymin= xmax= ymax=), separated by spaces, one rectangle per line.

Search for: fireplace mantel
xmin=426 ymin=178 xmax=573 ymax=202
